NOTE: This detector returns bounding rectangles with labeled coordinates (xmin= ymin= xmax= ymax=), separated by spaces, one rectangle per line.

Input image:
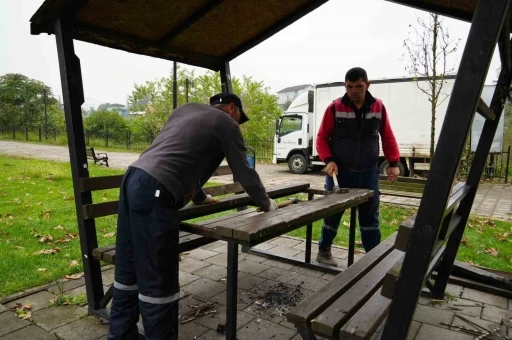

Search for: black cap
xmin=209 ymin=93 xmax=249 ymax=125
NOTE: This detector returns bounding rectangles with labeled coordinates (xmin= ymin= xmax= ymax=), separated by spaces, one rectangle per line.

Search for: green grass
xmin=286 ymin=204 xmax=512 ymax=272
xmin=1 ymin=154 xmax=511 ymax=299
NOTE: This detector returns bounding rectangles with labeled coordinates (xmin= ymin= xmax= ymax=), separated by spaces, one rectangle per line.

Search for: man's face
xmin=227 ymin=102 xmax=241 ymax=123
xmin=345 ymin=78 xmax=370 ymax=105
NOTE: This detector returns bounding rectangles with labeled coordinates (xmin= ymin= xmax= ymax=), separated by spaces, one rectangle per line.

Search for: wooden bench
xmin=86 ymin=165 xmax=310 ymax=265
xmin=87 ymin=147 xmax=109 ymax=167
xmin=286 ymin=181 xmax=469 ymax=340
xmin=378 ymin=175 xmax=425 ymax=199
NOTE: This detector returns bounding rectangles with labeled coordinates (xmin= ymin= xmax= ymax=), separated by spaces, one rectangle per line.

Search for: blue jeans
xmin=319 ymin=167 xmax=381 ymax=253
xmin=108 ymin=167 xmax=180 ymax=340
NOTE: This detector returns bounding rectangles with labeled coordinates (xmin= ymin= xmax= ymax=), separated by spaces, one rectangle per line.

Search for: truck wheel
xmin=288 ymin=154 xmax=308 ymax=174
xmin=380 ymin=160 xmax=405 ymax=176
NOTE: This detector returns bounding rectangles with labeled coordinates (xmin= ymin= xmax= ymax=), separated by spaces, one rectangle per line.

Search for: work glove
xmin=266 ymin=199 xmax=278 ymax=211
xmin=199 ymin=194 xmax=219 ymax=204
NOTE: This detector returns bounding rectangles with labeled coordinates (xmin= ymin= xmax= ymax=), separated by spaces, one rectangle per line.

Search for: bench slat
xmin=80 ymin=175 xmax=124 ymax=192
xmin=285 ymin=232 xmax=397 ymax=328
xmin=339 ymin=288 xmax=390 ymax=340
xmin=83 ymin=183 xmax=310 ymax=220
xmin=310 ymin=250 xmax=404 ymax=337
xmin=203 ymin=183 xmax=244 ymax=197
xmin=379 ymin=175 xmax=426 ymax=184
xmin=92 ymin=232 xmax=214 ymax=264
xmin=381 ymin=246 xmax=446 ymax=299
xmin=212 ymin=165 xmax=232 ymax=177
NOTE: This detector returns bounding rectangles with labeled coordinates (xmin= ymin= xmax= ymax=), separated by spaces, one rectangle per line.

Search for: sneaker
xmin=316 ymin=247 xmax=338 ymax=267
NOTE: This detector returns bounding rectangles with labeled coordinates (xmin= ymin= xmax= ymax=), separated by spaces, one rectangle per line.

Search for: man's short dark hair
xmin=345 ymin=67 xmax=368 ymax=82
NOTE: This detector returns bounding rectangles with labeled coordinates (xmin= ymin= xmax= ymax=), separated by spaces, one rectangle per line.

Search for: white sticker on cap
xmin=155 ymin=190 xmax=160 ymax=197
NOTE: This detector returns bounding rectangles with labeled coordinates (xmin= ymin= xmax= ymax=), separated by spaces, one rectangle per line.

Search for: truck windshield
xmin=278 ymin=116 xmax=302 ymax=137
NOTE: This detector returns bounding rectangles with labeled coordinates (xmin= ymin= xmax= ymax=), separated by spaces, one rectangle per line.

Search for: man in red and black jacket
xmin=316 ymin=67 xmax=400 ymax=266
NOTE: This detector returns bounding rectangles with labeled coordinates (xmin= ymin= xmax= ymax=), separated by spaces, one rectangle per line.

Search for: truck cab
xmin=273 ymin=91 xmax=324 ymax=173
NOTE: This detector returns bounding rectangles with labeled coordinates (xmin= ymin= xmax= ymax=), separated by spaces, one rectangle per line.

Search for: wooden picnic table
xmin=182 ymin=188 xmax=374 ymax=340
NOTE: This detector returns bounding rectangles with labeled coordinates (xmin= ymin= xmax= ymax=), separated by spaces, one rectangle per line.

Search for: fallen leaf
xmin=63 ymin=196 xmax=74 ymax=201
xmin=54 ymin=225 xmax=64 ymax=230
xmin=65 ymin=273 xmax=83 ymax=280
xmin=34 ymin=248 xmax=61 ymax=255
xmin=37 ymin=202 xmax=43 ymax=206
xmin=43 ymin=211 xmax=51 ymax=219
xmin=354 ymin=249 xmax=360 ymax=254
xmin=69 ymin=260 xmax=79 ymax=267
xmin=14 ymin=246 xmax=24 ymax=250
xmin=355 ymin=241 xmax=363 ymax=247
xmin=461 ymin=237 xmax=468 ymax=245
xmin=66 ymin=233 xmax=78 ymax=239
xmin=37 ymin=268 xmax=47 ymax=272
xmin=342 ymin=221 xmax=350 ymax=228
xmin=38 ymin=234 xmax=54 ymax=243
xmin=104 ymin=232 xmax=115 ymax=238
xmin=484 ymin=247 xmax=499 ymax=256
xmin=16 ymin=310 xmax=31 ymax=320
xmin=54 ymin=238 xmax=71 ymax=244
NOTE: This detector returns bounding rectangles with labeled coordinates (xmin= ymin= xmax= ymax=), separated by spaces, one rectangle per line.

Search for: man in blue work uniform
xmin=107 ymin=93 xmax=277 ymax=339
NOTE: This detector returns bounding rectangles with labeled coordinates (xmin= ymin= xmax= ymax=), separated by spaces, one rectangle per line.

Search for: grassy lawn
xmin=287 ymin=204 xmax=512 ymax=272
xmin=1 ymin=154 xmax=511 ymax=299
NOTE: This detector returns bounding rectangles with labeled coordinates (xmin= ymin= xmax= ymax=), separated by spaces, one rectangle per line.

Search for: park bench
xmin=378 ymin=175 xmax=425 ymax=199
xmin=87 ymin=147 xmax=109 ymax=167
xmin=286 ymin=181 xmax=470 ymax=340
xmin=80 ymin=163 xmax=309 ymax=317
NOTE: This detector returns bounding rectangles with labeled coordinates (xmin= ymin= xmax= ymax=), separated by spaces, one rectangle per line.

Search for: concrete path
xmin=1 ymin=140 xmax=511 ymax=220
xmin=1 ymin=236 xmax=511 ymax=339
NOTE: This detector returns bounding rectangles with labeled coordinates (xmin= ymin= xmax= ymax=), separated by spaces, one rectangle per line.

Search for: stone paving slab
xmin=2 ymin=235 xmax=512 ymax=339
xmin=0 ymin=310 xmax=31 ymax=337
xmin=0 ymin=325 xmax=58 ymax=340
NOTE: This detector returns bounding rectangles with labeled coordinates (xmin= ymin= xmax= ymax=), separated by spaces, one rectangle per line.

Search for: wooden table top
xmin=182 ymin=189 xmax=374 ymax=246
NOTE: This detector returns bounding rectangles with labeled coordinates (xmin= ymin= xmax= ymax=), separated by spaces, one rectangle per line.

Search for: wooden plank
xmin=476 ymin=97 xmax=496 ymax=121
xmin=381 ymin=247 xmax=445 ymax=299
xmin=379 ymin=190 xmax=422 ymax=199
xmin=181 ymin=209 xmax=260 ymax=238
xmin=310 ymin=250 xmax=404 ymax=337
xmin=379 ymin=175 xmax=426 ymax=185
xmin=450 ymin=260 xmax=512 ymax=291
xmin=83 ymin=182 xmax=310 ymax=220
xmin=180 ymin=182 xmax=310 ymax=221
xmin=446 ymin=183 xmax=470 ymax=213
xmin=227 ymin=190 xmax=373 ymax=242
xmin=83 ymin=201 xmax=118 ymax=220
xmin=339 ymin=288 xmax=391 ymax=340
xmin=212 ymin=165 xmax=232 ymax=177
xmin=91 ymin=232 xmax=215 ymax=264
xmin=203 ymin=183 xmax=244 ymax=197
xmin=285 ymin=232 xmax=397 ymax=328
xmin=394 ymin=214 xmax=416 ymax=251
xmin=79 ymin=175 xmax=124 ymax=192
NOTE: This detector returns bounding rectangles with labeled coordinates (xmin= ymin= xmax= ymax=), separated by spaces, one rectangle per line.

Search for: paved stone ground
xmin=1 ymin=141 xmax=512 ymax=220
xmin=0 ymin=236 xmax=511 ymax=339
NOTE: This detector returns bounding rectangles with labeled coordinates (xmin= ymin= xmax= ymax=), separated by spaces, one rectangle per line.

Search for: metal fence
xmin=460 ymin=145 xmax=511 ymax=183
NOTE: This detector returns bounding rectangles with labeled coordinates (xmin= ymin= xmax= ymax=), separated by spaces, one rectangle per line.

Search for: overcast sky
xmin=0 ymin=0 xmax=502 ymax=110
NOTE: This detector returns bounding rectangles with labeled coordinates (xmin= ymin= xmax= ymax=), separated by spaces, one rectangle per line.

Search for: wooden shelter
xmin=30 ymin=0 xmax=512 ymax=339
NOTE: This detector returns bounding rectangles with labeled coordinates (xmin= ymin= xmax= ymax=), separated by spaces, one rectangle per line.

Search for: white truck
xmin=273 ymin=75 xmax=504 ymax=175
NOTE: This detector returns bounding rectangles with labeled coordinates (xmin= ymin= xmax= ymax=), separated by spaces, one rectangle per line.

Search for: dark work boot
xmin=316 ymin=247 xmax=338 ymax=267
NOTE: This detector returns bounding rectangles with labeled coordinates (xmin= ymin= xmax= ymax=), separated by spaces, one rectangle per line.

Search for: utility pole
xmin=173 ymin=61 xmax=177 ymax=109
xmin=43 ymin=88 xmax=48 ymax=140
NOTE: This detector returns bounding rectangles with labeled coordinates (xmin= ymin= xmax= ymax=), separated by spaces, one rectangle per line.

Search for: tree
xmin=84 ymin=110 xmax=129 ymax=143
xmin=0 ymin=73 xmax=56 ymax=139
xmin=401 ymin=13 xmax=460 ymax=160
xmin=128 ymin=68 xmax=280 ymax=140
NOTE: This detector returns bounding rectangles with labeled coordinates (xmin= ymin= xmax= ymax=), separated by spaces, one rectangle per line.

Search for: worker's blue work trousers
xmin=319 ymin=167 xmax=381 ymax=253
xmin=108 ymin=167 xmax=180 ymax=340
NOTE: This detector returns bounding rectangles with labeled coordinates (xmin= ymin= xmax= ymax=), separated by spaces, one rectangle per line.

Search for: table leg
xmin=348 ymin=207 xmax=357 ymax=267
xmin=226 ymin=242 xmax=238 ymax=340
xmin=305 ymin=223 xmax=312 ymax=263
xmin=305 ymin=191 xmax=314 ymax=264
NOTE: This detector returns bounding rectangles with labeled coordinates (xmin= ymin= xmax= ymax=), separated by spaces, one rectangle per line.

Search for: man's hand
xmin=265 ymin=199 xmax=278 ymax=212
xmin=387 ymin=166 xmax=400 ymax=182
xmin=325 ymin=161 xmax=338 ymax=177
xmin=198 ymin=194 xmax=219 ymax=204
